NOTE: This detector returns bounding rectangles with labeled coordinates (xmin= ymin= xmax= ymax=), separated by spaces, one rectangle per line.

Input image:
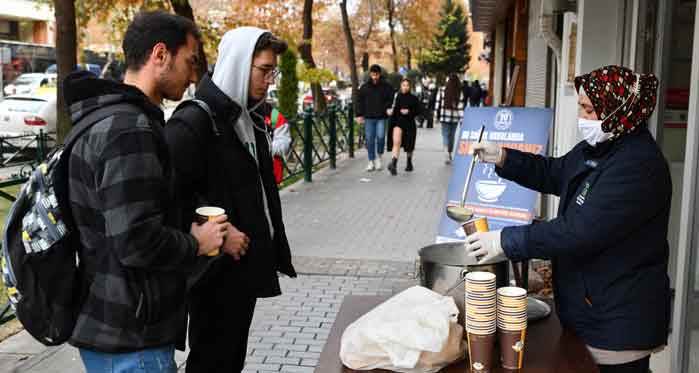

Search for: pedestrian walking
xmin=462 ymin=80 xmax=473 ymax=107
xmin=386 ymin=78 xmax=423 ymax=175
xmin=436 ymin=74 xmax=464 ymax=164
xmin=356 ymin=64 xmax=394 ymax=171
xmin=470 ymin=79 xmax=483 ymax=107
xmin=426 ymin=82 xmax=438 ymax=128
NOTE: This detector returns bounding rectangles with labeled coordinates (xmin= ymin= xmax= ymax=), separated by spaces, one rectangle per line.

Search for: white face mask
xmin=578 ymin=118 xmax=613 ymax=146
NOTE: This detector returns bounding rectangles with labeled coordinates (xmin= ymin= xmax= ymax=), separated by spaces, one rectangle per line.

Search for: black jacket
xmin=165 ymin=75 xmax=296 ymax=298
xmin=499 ymin=127 xmax=671 ymax=351
xmin=356 ymin=78 xmax=394 ymax=119
xmin=387 ymin=92 xmax=422 ymax=153
xmin=65 ymin=71 xmax=197 ymax=352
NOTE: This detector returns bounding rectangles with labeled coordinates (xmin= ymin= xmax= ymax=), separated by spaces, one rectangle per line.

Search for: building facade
xmin=470 ymin=0 xmax=698 ymax=371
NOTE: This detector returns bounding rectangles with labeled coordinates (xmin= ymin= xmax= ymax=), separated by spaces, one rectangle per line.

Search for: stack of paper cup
xmin=465 ymin=271 xmax=497 ymax=373
xmin=497 ymin=286 xmax=528 ymax=370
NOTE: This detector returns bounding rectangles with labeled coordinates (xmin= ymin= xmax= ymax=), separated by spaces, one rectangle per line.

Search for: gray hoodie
xmin=212 ymin=27 xmax=274 ymax=237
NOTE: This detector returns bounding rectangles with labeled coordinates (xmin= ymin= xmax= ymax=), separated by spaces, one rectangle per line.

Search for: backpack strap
xmin=173 ymin=99 xmax=219 ymax=137
xmin=63 ymin=103 xmax=143 ymax=149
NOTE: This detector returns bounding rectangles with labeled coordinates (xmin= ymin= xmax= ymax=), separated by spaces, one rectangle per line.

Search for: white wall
xmin=576 ymin=0 xmax=624 ymax=73
xmin=493 ymin=22 xmax=506 ymax=107
xmin=526 ymin=0 xmax=549 ymax=107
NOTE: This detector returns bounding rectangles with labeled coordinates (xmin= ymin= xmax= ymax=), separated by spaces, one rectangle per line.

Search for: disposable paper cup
xmin=467 ymin=331 xmax=496 ymax=372
xmin=498 ymin=328 xmax=527 ymax=370
xmin=463 ymin=217 xmax=490 ymax=236
xmin=195 ymin=206 xmax=225 ymax=257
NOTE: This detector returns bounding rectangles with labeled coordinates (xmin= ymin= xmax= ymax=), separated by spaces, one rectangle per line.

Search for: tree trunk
xmin=54 ymin=0 xmax=77 ymax=144
xmin=405 ymin=46 xmax=412 ymax=70
xmin=169 ymin=0 xmax=208 ymax=80
xmin=299 ymin=0 xmax=326 ymax=112
xmin=340 ymin=0 xmax=359 ymax=112
xmin=359 ymin=0 xmax=376 ymax=74
xmin=386 ymin=0 xmax=398 ymax=73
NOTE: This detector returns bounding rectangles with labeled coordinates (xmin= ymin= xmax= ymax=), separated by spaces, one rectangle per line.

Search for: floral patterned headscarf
xmin=574 ymin=65 xmax=658 ymax=139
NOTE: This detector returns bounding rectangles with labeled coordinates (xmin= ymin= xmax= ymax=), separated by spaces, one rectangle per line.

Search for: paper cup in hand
xmin=195 ymin=206 xmax=225 ymax=257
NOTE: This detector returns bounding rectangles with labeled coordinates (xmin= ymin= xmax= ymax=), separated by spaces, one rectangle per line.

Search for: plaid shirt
xmin=66 ymin=83 xmax=197 ymax=352
xmin=436 ymin=88 xmax=464 ymax=124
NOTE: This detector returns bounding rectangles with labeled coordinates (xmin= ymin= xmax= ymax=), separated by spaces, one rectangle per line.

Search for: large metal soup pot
xmin=417 ymin=242 xmax=509 ymax=324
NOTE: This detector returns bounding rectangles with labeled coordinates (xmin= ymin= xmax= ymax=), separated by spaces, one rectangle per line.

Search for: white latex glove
xmin=465 ymin=230 xmax=506 ymax=265
xmin=471 ymin=142 xmax=504 ymax=165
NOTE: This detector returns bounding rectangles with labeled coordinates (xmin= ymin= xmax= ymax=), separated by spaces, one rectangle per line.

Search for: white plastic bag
xmin=340 ymin=286 xmax=466 ymax=372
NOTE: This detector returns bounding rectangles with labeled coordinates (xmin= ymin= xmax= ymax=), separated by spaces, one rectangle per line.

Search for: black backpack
xmin=1 ymin=103 xmax=140 ymax=345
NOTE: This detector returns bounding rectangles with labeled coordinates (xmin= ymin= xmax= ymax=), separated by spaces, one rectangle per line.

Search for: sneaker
xmin=366 ymin=160 xmax=375 ymax=172
xmin=375 ymin=156 xmax=383 ymax=170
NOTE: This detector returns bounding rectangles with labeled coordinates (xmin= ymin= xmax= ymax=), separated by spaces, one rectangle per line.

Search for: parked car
xmin=3 ymin=73 xmax=56 ymax=97
xmin=302 ymin=88 xmax=339 ymax=110
xmin=45 ymin=63 xmax=102 ymax=77
xmin=0 ymin=93 xmax=57 ymax=148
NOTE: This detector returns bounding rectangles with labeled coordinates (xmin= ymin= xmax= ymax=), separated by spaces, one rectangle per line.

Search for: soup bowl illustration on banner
xmin=476 ymin=165 xmax=507 ymax=203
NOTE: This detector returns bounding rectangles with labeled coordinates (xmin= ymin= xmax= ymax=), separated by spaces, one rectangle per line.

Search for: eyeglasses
xmin=252 ymin=65 xmax=280 ymax=82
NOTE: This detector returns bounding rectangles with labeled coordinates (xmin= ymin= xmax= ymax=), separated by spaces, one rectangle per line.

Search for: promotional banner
xmin=436 ymin=107 xmax=553 ymax=243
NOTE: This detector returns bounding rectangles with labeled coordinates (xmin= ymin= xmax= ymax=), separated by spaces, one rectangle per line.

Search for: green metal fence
xmin=281 ymin=103 xmax=362 ymax=183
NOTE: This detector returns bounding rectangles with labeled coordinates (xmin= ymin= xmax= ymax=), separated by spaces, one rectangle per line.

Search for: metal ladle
xmin=445 ymin=124 xmax=486 ymax=223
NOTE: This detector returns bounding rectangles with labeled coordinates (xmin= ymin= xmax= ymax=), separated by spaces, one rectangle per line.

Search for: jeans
xmin=79 ymin=345 xmax=177 ymax=373
xmin=441 ymin=121 xmax=459 ymax=152
xmin=364 ymin=118 xmax=386 ymax=161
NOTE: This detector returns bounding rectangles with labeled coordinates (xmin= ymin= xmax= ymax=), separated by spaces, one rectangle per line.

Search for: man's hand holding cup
xmin=191 ymin=207 xmax=228 ymax=256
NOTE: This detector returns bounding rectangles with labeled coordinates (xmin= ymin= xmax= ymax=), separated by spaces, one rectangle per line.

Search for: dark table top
xmin=315 ymin=295 xmax=599 ymax=373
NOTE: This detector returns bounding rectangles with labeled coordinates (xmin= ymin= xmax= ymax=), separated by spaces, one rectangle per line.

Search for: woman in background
xmin=436 ymin=74 xmax=464 ymax=164
xmin=387 ymin=78 xmax=422 ymax=175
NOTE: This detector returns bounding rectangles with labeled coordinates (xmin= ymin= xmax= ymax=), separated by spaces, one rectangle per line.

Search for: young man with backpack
xmin=62 ymin=12 xmax=229 ymax=372
xmin=164 ymin=28 xmax=296 ymax=373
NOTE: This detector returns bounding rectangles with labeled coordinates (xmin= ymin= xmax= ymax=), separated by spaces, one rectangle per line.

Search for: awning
xmin=470 ymin=0 xmax=514 ymax=32
xmin=0 ymin=0 xmax=54 ymax=22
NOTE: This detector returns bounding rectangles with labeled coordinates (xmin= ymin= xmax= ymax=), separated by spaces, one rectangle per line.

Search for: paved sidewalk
xmin=0 ymin=127 xmax=452 ymax=372
xmin=281 ymin=127 xmax=451 ymax=262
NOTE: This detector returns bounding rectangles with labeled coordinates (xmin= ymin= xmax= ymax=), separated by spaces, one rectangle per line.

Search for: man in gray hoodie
xmin=165 ymin=28 xmax=296 ymax=372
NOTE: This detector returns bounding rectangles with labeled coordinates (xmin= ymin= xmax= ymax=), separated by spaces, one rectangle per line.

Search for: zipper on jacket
xmin=141 ymin=275 xmax=154 ymax=324
xmin=135 ymin=292 xmax=144 ymax=319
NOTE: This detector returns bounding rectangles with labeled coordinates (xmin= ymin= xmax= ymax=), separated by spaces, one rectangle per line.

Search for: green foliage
xmin=278 ymin=49 xmax=299 ymax=118
xmin=297 ymin=64 xmax=337 ymax=85
xmin=419 ymin=0 xmax=470 ymax=79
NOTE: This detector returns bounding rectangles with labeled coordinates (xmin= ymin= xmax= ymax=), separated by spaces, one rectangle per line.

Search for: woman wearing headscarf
xmin=436 ymin=74 xmax=464 ymax=164
xmin=466 ymin=65 xmax=671 ymax=373
xmin=386 ymin=78 xmax=422 ymax=175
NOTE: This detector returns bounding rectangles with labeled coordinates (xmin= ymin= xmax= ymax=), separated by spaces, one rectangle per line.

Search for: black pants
xmin=597 ymin=356 xmax=650 ymax=373
xmin=425 ymin=110 xmax=434 ymax=128
xmin=186 ymin=271 xmax=257 ymax=373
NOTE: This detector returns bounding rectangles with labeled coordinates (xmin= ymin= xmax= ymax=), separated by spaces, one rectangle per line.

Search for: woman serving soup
xmin=466 ymin=65 xmax=671 ymax=373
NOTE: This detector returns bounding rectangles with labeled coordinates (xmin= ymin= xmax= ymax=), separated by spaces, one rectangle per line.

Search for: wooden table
xmin=316 ymin=295 xmax=599 ymax=373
